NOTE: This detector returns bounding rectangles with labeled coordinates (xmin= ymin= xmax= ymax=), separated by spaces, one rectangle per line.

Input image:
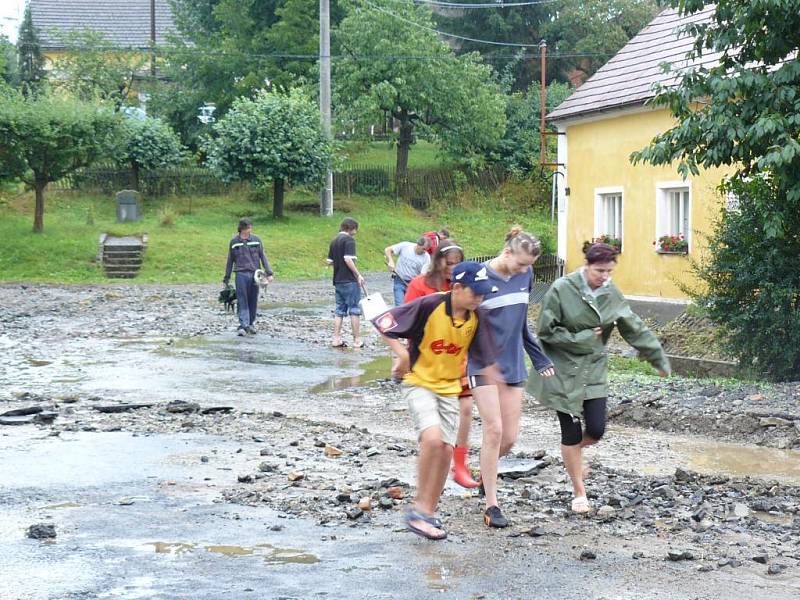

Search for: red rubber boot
xmin=452 ymin=446 xmax=480 ymax=488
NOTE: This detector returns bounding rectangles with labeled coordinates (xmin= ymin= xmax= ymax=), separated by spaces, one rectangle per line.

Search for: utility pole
xmin=150 ymin=0 xmax=156 ymax=77
xmin=319 ymin=0 xmax=333 ymax=217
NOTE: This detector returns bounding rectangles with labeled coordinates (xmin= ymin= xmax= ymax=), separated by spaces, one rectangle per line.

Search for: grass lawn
xmin=0 ymin=184 xmax=555 ymax=284
xmin=340 ymin=140 xmax=451 ymax=169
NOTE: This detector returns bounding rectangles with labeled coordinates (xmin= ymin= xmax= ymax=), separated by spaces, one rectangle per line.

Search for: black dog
xmin=218 ymin=286 xmax=237 ymax=312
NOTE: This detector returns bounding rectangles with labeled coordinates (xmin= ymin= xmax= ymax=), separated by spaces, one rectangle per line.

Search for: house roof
xmin=30 ymin=0 xmax=178 ymax=51
xmin=548 ymin=5 xmax=721 ymax=122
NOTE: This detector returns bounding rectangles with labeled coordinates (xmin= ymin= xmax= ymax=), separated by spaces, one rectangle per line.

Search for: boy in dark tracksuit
xmin=223 ymin=218 xmax=273 ymax=335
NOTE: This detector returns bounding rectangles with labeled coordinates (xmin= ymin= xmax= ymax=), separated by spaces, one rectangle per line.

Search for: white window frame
xmin=593 ymin=186 xmax=624 ymax=249
xmin=655 ymin=181 xmax=692 ymax=252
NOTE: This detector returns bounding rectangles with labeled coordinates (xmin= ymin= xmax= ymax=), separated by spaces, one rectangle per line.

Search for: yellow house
xmin=30 ymin=0 xmax=176 ymax=60
xmin=548 ymin=6 xmax=734 ymax=301
xmin=30 ymin=0 xmax=177 ymax=95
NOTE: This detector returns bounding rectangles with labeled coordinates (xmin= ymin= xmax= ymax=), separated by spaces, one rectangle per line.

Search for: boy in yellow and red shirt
xmin=373 ymin=261 xmax=498 ymax=540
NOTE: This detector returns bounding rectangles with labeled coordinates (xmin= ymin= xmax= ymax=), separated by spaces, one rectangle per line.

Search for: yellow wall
xmin=565 ymin=108 xmax=731 ymax=299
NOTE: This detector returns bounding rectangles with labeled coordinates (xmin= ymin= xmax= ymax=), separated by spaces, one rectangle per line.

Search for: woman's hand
xmin=539 ymin=366 xmax=555 ymax=378
xmin=593 ymin=327 xmax=603 ymax=336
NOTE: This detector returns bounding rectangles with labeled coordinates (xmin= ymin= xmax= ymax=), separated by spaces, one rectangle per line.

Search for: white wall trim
xmin=549 ymin=103 xmax=658 ymax=129
xmin=556 ymin=124 xmax=568 ymax=262
xmin=593 ymin=186 xmax=624 ymax=245
xmin=654 ymin=180 xmax=692 ymax=251
xmin=625 ymin=294 xmax=690 ymax=305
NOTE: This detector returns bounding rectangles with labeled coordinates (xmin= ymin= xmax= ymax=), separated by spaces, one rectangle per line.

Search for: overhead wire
xmin=359 ymin=0 xmax=546 ymax=47
xmin=50 ymin=44 xmax=616 ymax=62
xmin=383 ymin=0 xmax=565 ymax=8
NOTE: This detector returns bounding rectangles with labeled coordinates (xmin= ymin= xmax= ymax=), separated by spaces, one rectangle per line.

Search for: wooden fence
xmin=53 ymin=163 xmax=507 ymax=203
xmin=52 ymin=165 xmax=233 ymax=197
xmin=334 ymin=163 xmax=507 ymax=206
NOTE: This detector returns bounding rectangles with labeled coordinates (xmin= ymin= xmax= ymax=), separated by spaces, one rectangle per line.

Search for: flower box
xmin=654 ymin=234 xmax=688 ymax=254
xmin=586 ymin=234 xmax=622 ymax=252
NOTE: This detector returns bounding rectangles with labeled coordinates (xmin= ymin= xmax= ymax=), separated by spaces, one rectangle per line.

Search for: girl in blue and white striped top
xmin=467 ymin=227 xmax=555 ymax=528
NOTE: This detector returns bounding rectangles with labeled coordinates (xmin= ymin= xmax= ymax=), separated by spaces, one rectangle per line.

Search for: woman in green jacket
xmin=527 ymin=243 xmax=670 ymax=514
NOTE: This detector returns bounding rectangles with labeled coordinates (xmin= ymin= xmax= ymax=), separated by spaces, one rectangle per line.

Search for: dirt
xmin=2 ymin=278 xmax=800 ymax=599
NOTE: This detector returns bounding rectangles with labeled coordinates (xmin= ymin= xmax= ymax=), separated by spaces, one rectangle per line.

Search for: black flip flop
xmin=404 ymin=509 xmax=447 ymax=541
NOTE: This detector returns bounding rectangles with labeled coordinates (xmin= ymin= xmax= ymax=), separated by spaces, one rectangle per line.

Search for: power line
xmin=49 ymin=44 xmax=616 ymax=62
xmin=386 ymin=0 xmax=564 ymax=8
xmin=360 ymin=0 xmax=545 ymax=47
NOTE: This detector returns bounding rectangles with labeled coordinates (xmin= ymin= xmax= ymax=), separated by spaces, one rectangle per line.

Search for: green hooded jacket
xmin=526 ymin=270 xmax=670 ymax=416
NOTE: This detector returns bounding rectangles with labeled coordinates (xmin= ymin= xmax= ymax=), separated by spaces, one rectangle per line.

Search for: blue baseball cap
xmin=451 ymin=261 xmax=494 ymax=296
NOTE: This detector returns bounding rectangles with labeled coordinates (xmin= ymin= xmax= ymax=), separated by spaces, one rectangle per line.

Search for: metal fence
xmin=467 ymin=253 xmax=565 ymax=304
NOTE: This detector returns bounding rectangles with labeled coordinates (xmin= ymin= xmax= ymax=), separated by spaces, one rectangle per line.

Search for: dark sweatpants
xmin=235 ymin=271 xmax=259 ymax=329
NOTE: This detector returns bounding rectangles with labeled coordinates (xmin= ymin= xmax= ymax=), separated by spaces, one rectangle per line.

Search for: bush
xmin=690 ymin=177 xmax=800 ymax=381
xmin=158 ymin=205 xmax=177 ymax=227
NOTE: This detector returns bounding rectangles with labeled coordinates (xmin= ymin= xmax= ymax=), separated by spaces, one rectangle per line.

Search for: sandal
xmin=331 ymin=340 xmax=348 ymax=348
xmin=571 ymin=495 xmax=591 ymax=514
xmin=352 ymin=340 xmax=364 ymax=349
xmin=404 ymin=509 xmax=447 ymax=540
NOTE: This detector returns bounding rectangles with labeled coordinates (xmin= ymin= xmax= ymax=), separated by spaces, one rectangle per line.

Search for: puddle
xmin=425 ymin=566 xmax=452 ymax=591
xmin=143 ymin=542 xmax=320 ymax=564
xmin=27 ymin=359 xmax=52 ymax=367
xmin=0 ymin=431 xmax=224 ymax=489
xmin=40 ymin=502 xmax=81 ymax=510
xmin=149 ymin=542 xmax=195 ymax=555
xmin=678 ymin=441 xmax=800 ymax=484
xmin=310 ymin=355 xmax=393 ymax=393
xmin=753 ymin=511 xmax=794 ymax=526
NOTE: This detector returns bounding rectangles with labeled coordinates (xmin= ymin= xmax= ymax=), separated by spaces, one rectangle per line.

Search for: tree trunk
xmin=33 ymin=181 xmax=46 ymax=233
xmin=273 ymin=179 xmax=285 ymax=218
xmin=395 ymin=115 xmax=414 ymax=199
xmin=131 ymin=162 xmax=140 ymax=191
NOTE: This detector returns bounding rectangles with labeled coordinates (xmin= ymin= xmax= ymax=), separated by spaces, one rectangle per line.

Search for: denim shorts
xmin=334 ymin=281 xmax=362 ymax=317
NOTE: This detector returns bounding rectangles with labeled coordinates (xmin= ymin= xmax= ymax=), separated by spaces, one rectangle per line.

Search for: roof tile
xmin=30 ymin=0 xmax=178 ymax=50
xmin=548 ymin=6 xmax=718 ymax=121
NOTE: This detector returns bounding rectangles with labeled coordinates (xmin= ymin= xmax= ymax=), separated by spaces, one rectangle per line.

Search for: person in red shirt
xmin=404 ymin=241 xmax=479 ymax=488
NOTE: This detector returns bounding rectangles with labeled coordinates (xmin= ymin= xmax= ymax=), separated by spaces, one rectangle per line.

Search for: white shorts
xmin=402 ymin=385 xmax=459 ymax=446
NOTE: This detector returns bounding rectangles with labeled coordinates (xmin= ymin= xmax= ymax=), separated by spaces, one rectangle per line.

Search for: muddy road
xmin=1 ymin=279 xmax=799 ymax=600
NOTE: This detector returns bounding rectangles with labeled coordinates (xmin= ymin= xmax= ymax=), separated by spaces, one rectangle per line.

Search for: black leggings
xmin=556 ymin=397 xmax=607 ymax=446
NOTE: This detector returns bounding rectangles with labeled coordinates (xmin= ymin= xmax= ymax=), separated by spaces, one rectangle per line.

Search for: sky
xmin=0 ymin=0 xmax=27 ymax=43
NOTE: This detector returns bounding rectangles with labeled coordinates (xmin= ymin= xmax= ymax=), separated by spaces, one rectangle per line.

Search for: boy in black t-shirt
xmin=326 ymin=218 xmax=365 ymax=348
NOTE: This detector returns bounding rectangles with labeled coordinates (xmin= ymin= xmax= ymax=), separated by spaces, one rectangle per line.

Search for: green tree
xmin=542 ymin=0 xmax=659 ymax=83
xmin=0 ymin=94 xmax=119 ymax=232
xmin=496 ymin=81 xmax=571 ymax=174
xmin=154 ymin=0 xmax=344 ymax=148
xmin=204 ymin=89 xmax=333 ymax=217
xmin=434 ymin=3 xmax=551 ymax=91
xmin=0 ymin=34 xmax=17 ymax=88
xmin=51 ymin=30 xmax=146 ymax=110
xmin=692 ymin=178 xmax=800 ymax=380
xmin=16 ymin=6 xmax=46 ymax=97
xmin=632 ymin=0 xmax=800 ymax=380
xmin=115 ymin=116 xmax=187 ymax=190
xmin=335 ymin=0 xmax=506 ymax=186
xmin=631 ymin=0 xmax=800 ymax=233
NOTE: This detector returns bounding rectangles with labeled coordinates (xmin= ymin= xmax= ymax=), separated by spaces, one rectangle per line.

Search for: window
xmin=656 ymin=183 xmax=691 ymax=252
xmin=594 ymin=188 xmax=623 ymax=247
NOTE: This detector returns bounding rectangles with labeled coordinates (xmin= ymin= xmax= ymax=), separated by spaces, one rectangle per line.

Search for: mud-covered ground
xmin=1 ymin=279 xmax=799 ymax=599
